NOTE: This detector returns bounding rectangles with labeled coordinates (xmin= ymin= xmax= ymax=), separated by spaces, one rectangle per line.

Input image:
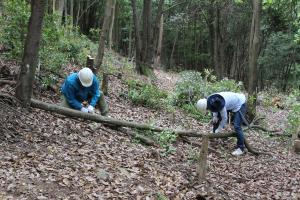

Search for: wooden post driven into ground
xmin=197 ymin=134 xmax=209 ymax=182
xmin=86 ymin=55 xmax=95 ymax=73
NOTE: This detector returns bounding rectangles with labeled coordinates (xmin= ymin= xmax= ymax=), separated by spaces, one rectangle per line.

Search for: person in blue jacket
xmin=61 ymin=67 xmax=108 ymax=116
xmin=196 ymin=92 xmax=247 ymax=156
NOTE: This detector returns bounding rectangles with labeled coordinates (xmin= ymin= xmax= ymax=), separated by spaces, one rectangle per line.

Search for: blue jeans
xmin=233 ymin=104 xmax=246 ymax=150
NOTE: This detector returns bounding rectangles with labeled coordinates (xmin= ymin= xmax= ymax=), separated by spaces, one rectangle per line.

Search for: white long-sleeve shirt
xmin=210 ymin=92 xmax=246 ymax=130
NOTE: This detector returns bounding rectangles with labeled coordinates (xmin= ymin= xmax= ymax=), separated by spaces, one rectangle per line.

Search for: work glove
xmin=212 ymin=116 xmax=219 ymax=124
xmin=87 ymin=105 xmax=94 ymax=113
xmin=81 ymin=107 xmax=89 ymax=113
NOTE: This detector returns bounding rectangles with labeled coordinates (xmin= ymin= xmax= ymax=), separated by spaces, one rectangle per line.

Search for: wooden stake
xmin=197 ymin=134 xmax=209 ymax=182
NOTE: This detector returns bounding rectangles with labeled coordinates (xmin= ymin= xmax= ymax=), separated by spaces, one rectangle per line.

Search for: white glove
xmin=87 ymin=105 xmax=94 ymax=113
xmin=212 ymin=116 xmax=219 ymax=124
xmin=81 ymin=107 xmax=89 ymax=113
xmin=214 ymin=128 xmax=223 ymax=134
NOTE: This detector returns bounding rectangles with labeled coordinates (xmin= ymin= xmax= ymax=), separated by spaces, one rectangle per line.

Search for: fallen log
xmin=0 ymin=94 xmax=275 ymax=155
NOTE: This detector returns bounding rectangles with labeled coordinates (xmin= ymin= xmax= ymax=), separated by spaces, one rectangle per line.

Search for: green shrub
xmin=171 ymin=69 xmax=243 ymax=107
xmin=154 ymin=130 xmax=177 ymax=156
xmin=126 ymin=80 xmax=168 ymax=109
xmin=181 ymin=104 xmax=210 ymax=122
xmin=0 ymin=0 xmax=97 ymax=75
xmin=0 ymin=0 xmax=30 ymax=58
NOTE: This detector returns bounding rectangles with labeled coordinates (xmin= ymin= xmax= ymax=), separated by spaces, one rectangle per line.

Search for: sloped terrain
xmin=0 ymin=58 xmax=299 ymax=200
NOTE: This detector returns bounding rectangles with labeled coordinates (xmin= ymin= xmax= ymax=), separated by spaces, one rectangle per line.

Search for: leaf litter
xmin=0 ymin=61 xmax=299 ymax=200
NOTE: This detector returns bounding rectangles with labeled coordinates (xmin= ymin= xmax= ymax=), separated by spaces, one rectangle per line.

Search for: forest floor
xmin=0 ymin=55 xmax=299 ymax=200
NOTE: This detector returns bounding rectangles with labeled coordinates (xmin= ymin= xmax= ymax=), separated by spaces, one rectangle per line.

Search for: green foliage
xmin=156 ymin=192 xmax=169 ymax=200
xmin=40 ymin=14 xmax=97 ymax=72
xmin=181 ymin=104 xmax=210 ymax=122
xmin=259 ymin=32 xmax=300 ymax=90
xmin=171 ymin=69 xmax=243 ymax=106
xmin=0 ymin=0 xmax=97 ymax=75
xmin=126 ymin=80 xmax=168 ymax=109
xmin=155 ymin=130 xmax=177 ymax=148
xmin=0 ymin=0 xmax=30 ymax=58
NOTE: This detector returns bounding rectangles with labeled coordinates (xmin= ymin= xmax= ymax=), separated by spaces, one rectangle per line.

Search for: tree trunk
xmin=0 ymin=0 xmax=3 ymax=16
xmin=94 ymin=0 xmax=113 ymax=72
xmin=152 ymin=0 xmax=164 ymax=67
xmin=248 ymin=0 xmax=262 ymax=120
xmin=169 ymin=30 xmax=178 ymax=69
xmin=58 ymin=0 xmax=64 ymax=24
xmin=140 ymin=0 xmax=153 ymax=74
xmin=207 ymin=2 xmax=215 ymax=68
xmin=15 ymin=0 xmax=46 ymax=107
xmin=75 ymin=1 xmax=80 ymax=27
xmin=213 ymin=7 xmax=220 ymax=78
xmin=128 ymin=17 xmax=133 ymax=58
xmin=70 ymin=0 xmax=74 ymax=26
xmin=130 ymin=0 xmax=143 ymax=73
xmin=108 ymin=0 xmax=116 ymax=50
xmin=153 ymin=14 xmax=164 ymax=67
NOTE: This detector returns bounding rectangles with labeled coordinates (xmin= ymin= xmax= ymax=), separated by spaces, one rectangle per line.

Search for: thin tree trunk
xmin=131 ymin=0 xmax=142 ymax=73
xmin=15 ymin=0 xmax=46 ymax=107
xmin=95 ymin=0 xmax=113 ymax=72
xmin=52 ymin=0 xmax=56 ymax=13
xmin=70 ymin=0 xmax=73 ymax=26
xmin=0 ymin=0 xmax=3 ymax=16
xmin=152 ymin=0 xmax=164 ymax=66
xmin=248 ymin=0 xmax=262 ymax=120
xmin=169 ymin=30 xmax=178 ymax=69
xmin=213 ymin=8 xmax=220 ymax=78
xmin=108 ymin=0 xmax=116 ymax=50
xmin=141 ymin=0 xmax=152 ymax=71
xmin=154 ymin=14 xmax=164 ymax=67
xmin=58 ymin=0 xmax=64 ymax=24
xmin=75 ymin=1 xmax=80 ymax=27
xmin=128 ymin=17 xmax=133 ymax=58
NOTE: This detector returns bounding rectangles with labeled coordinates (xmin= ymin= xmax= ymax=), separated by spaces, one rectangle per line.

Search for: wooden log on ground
xmin=0 ymin=93 xmax=274 ymax=155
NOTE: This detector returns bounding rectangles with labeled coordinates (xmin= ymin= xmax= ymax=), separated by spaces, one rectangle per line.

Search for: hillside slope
xmin=0 ymin=56 xmax=299 ymax=200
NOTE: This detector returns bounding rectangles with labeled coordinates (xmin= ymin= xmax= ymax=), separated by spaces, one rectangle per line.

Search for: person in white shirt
xmin=196 ymin=92 xmax=247 ymax=156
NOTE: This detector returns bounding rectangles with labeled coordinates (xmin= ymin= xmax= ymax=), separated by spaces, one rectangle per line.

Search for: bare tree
xmin=15 ymin=0 xmax=46 ymax=107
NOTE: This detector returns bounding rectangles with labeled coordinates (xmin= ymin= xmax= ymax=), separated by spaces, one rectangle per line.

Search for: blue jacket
xmin=61 ymin=73 xmax=100 ymax=110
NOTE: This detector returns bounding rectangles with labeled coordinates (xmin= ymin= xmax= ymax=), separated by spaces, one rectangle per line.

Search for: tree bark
xmin=248 ymin=0 xmax=262 ymax=120
xmin=94 ymin=0 xmax=113 ymax=72
xmin=130 ymin=0 xmax=143 ymax=73
xmin=108 ymin=0 xmax=116 ymax=50
xmin=15 ymin=0 xmax=46 ymax=107
xmin=152 ymin=0 xmax=164 ymax=67
xmin=0 ymin=0 xmax=3 ymax=16
xmin=169 ymin=30 xmax=178 ymax=69
xmin=70 ymin=0 xmax=74 ymax=26
xmin=197 ymin=134 xmax=209 ymax=182
xmin=153 ymin=14 xmax=164 ymax=68
xmin=141 ymin=0 xmax=152 ymax=67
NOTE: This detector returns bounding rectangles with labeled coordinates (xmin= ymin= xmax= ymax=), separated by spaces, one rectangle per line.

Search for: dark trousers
xmin=213 ymin=104 xmax=247 ymax=150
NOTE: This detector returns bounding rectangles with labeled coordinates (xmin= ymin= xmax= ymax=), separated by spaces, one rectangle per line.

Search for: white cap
xmin=78 ymin=68 xmax=93 ymax=87
xmin=196 ymin=99 xmax=207 ymax=113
